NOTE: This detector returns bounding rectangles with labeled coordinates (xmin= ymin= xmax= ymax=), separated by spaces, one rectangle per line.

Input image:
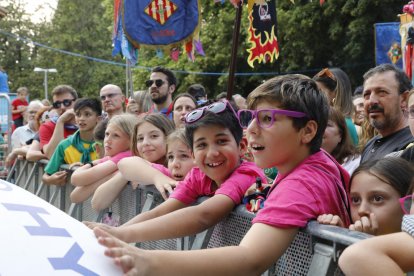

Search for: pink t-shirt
xmin=98 ymin=150 xmax=132 ymax=165
xmin=151 ymin=163 xmax=171 ymax=177
xmin=253 ymin=150 xmax=351 ymax=228
xmin=170 ymin=161 xmax=267 ymax=205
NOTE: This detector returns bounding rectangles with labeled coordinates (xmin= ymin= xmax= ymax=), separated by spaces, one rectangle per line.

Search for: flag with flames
xmin=246 ymin=0 xmax=279 ymax=68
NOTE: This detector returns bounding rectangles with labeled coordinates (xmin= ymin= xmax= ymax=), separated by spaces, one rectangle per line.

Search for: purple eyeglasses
xmin=237 ymin=109 xmax=308 ymax=129
xmin=399 ymin=195 xmax=414 ymax=214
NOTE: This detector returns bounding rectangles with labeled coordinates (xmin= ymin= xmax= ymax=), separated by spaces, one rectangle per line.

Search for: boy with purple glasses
xmin=93 ymin=75 xmax=351 ymax=275
xmin=87 ymin=100 xmax=266 ymax=243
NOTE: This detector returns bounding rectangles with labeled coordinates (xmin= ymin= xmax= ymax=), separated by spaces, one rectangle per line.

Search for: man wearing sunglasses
xmin=146 ymin=66 xmax=177 ymax=119
xmin=99 ymin=84 xmax=125 ymax=119
xmin=39 ymin=84 xmax=78 ymax=159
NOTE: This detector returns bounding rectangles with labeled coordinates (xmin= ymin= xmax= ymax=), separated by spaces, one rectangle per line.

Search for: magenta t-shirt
xmin=170 ymin=161 xmax=267 ymax=205
xmin=151 ymin=163 xmax=172 ymax=178
xmin=98 ymin=150 xmax=132 ymax=165
xmin=253 ymin=150 xmax=351 ymax=228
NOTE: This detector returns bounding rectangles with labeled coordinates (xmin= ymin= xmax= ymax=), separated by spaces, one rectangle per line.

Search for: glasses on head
xmin=52 ymin=99 xmax=75 ymax=109
xmin=315 ymin=68 xmax=336 ymax=81
xmin=185 ymin=100 xmax=238 ymax=124
xmin=399 ymin=195 xmax=414 ymax=214
xmin=145 ymin=79 xmax=165 ymax=88
xmin=100 ymin=93 xmax=122 ymax=101
xmin=237 ymin=109 xmax=308 ymax=129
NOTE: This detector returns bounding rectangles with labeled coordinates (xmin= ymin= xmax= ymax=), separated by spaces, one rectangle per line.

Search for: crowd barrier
xmin=7 ymin=158 xmax=375 ymax=276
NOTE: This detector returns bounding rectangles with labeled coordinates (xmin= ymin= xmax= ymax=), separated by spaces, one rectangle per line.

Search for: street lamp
xmin=34 ymin=67 xmax=57 ymax=101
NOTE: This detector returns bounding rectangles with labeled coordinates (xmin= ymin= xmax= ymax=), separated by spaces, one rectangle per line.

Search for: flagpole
xmin=226 ymin=1 xmax=243 ymax=100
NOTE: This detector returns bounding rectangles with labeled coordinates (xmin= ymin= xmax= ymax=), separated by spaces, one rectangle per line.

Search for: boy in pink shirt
xmin=94 ymin=75 xmax=350 ymax=275
xmin=87 ymin=100 xmax=266 ymax=243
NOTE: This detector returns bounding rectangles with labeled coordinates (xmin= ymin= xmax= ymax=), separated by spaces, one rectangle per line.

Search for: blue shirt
xmin=0 ymin=71 xmax=9 ymax=93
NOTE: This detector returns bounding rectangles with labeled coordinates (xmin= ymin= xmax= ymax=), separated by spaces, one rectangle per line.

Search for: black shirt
xmin=360 ymin=127 xmax=414 ymax=164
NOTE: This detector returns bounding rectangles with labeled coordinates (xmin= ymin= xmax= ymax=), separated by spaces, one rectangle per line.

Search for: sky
xmin=20 ymin=0 xmax=58 ymax=22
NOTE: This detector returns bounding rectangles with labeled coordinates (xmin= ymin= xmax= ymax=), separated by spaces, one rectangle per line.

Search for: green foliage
xmin=0 ymin=0 xmax=409 ymax=101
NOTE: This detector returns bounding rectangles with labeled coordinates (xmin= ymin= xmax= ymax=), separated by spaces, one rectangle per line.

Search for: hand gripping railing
xmin=8 ymin=159 xmax=373 ymax=276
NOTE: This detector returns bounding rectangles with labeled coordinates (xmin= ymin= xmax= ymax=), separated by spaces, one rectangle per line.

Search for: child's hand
xmin=154 ymin=180 xmax=177 ymax=200
xmin=47 ymin=171 xmax=68 ymax=186
xmin=349 ymin=213 xmax=378 ymax=235
xmin=317 ymin=214 xmax=345 ymax=227
xmin=57 ymin=109 xmax=75 ymax=124
xmin=94 ymin=227 xmax=150 ymax=275
xmin=84 ymin=221 xmax=115 ymax=231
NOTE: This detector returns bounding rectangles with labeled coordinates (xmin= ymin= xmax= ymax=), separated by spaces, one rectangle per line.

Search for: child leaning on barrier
xmin=42 ymin=98 xmax=101 ymax=186
xmin=338 ymin=184 xmax=414 ymax=275
xmin=92 ymin=75 xmax=351 ymax=275
xmin=86 ymin=100 xmax=266 ymax=244
xmin=69 ymin=113 xmax=136 ymax=203
xmin=317 ymin=157 xmax=414 ymax=235
xmin=87 ymin=113 xmax=174 ymax=210
xmin=90 ymin=128 xmax=195 ymax=211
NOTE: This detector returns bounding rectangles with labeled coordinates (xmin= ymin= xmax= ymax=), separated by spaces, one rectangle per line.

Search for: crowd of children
xmin=3 ymin=64 xmax=414 ymax=275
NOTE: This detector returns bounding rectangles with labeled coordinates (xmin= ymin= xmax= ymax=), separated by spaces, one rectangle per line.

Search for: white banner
xmin=0 ymin=180 xmax=121 ymax=275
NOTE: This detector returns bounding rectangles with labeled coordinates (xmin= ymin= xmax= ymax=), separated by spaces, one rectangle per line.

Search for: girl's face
xmin=104 ymin=123 xmax=130 ymax=157
xmin=408 ymin=94 xmax=414 ymax=136
xmin=321 ymin=120 xmax=342 ymax=154
xmin=167 ymin=139 xmax=195 ymax=181
xmin=136 ymin=122 xmax=167 ymax=163
xmin=173 ymin=97 xmax=196 ymax=128
xmin=350 ymin=171 xmax=404 ymax=235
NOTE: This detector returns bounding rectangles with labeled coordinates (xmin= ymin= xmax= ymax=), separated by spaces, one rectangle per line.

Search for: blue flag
xmin=375 ymin=22 xmax=403 ymax=69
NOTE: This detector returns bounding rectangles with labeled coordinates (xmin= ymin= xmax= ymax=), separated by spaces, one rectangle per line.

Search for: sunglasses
xmin=237 ymin=109 xmax=308 ymax=129
xmin=52 ymin=99 xmax=75 ymax=109
xmin=145 ymin=79 xmax=165 ymax=88
xmin=185 ymin=100 xmax=238 ymax=124
xmin=399 ymin=195 xmax=414 ymax=214
xmin=100 ymin=93 xmax=122 ymax=101
xmin=315 ymin=68 xmax=336 ymax=81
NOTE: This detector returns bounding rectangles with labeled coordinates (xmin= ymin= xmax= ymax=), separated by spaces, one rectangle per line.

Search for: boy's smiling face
xmin=192 ymin=125 xmax=243 ymax=185
xmin=246 ymin=100 xmax=309 ymax=174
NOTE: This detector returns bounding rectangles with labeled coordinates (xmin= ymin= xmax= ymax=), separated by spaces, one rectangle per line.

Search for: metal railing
xmin=7 ymin=158 xmax=374 ymax=276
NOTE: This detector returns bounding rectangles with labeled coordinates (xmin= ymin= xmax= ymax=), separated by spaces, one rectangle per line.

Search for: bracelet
xmin=87 ymin=162 xmax=94 ymax=167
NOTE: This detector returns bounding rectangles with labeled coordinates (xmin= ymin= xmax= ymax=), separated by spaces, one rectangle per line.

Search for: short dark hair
xmin=152 ymin=66 xmax=177 ymax=89
xmin=187 ymin=84 xmax=206 ymax=100
xmin=351 ymin=157 xmax=414 ymax=196
xmin=185 ymin=108 xmax=243 ymax=150
xmin=363 ymin=64 xmax=412 ymax=94
xmin=74 ymin=98 xmax=102 ymax=115
xmin=93 ymin=119 xmax=108 ymax=142
xmin=247 ymin=75 xmax=329 ymax=154
xmin=52 ymin=85 xmax=78 ymax=99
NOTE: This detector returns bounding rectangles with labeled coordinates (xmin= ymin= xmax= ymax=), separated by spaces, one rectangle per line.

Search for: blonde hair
xmin=167 ymin=128 xmax=191 ymax=151
xmin=132 ymin=90 xmax=152 ymax=114
xmin=131 ymin=113 xmax=175 ymax=157
xmin=108 ymin=114 xmax=137 ymax=145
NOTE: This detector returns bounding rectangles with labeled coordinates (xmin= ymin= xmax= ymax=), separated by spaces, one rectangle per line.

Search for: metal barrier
xmin=8 ymin=158 xmax=373 ymax=276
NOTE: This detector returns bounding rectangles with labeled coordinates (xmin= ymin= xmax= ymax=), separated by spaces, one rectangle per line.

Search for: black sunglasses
xmin=145 ymin=79 xmax=165 ymax=88
xmin=53 ymin=99 xmax=75 ymax=109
